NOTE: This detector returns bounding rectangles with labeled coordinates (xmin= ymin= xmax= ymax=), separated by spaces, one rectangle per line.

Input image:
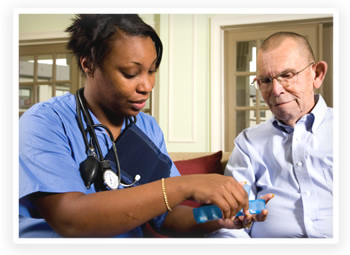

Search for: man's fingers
xmin=253 ymin=209 xmax=269 ymax=222
xmin=243 ymin=214 xmax=253 ymax=228
xmin=260 ymin=193 xmax=275 ymax=204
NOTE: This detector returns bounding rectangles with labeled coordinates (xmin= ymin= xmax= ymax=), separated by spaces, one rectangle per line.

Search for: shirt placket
xmin=292 ymin=119 xmax=319 ymax=237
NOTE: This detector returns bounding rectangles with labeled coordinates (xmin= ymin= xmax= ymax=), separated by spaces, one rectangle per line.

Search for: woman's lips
xmin=131 ymin=100 xmax=146 ymax=111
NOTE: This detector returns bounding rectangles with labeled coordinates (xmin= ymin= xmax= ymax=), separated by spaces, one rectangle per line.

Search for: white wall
xmin=157 ymin=14 xmax=211 ymax=152
xmin=19 ymin=14 xmax=75 ymax=40
xmin=18 ymin=13 xmax=212 ymax=153
xmin=18 ymin=12 xmax=335 ymax=153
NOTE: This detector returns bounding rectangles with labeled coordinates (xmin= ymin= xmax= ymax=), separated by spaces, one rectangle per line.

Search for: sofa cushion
xmin=174 ymin=150 xmax=223 ymax=208
xmin=174 ymin=150 xmax=223 ymax=175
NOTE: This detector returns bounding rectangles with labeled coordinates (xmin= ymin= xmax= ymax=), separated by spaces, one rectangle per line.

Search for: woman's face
xmin=90 ymin=32 xmax=158 ymax=118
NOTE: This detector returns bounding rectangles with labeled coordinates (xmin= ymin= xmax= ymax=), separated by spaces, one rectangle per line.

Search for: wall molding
xmin=19 ymin=31 xmax=69 ymax=44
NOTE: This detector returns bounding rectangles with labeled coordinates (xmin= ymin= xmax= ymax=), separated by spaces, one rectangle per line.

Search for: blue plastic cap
xmin=193 ymin=205 xmax=223 ymax=223
xmin=243 ymin=184 xmax=250 ymax=197
xmin=235 ymin=199 xmax=266 ymax=216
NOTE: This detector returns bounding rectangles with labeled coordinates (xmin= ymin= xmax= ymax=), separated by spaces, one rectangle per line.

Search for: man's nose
xmin=271 ymin=78 xmax=285 ymax=96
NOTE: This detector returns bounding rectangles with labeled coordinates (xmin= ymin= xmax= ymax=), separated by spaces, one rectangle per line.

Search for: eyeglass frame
xmin=251 ymin=62 xmax=315 ymax=90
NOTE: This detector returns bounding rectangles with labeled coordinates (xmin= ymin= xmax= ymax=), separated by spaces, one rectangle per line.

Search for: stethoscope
xmin=75 ymin=88 xmax=140 ymax=190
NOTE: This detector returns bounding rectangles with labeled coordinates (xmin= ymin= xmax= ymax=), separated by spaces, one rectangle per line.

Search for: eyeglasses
xmin=251 ymin=62 xmax=314 ymax=90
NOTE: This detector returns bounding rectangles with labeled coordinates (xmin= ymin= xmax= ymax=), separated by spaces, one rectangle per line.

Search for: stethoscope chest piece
xmin=100 ymin=160 xmax=120 ymax=190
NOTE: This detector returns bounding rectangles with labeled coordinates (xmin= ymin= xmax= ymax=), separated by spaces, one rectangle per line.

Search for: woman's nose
xmin=138 ymin=74 xmax=154 ymax=94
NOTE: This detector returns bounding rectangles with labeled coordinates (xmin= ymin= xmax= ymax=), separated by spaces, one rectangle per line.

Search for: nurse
xmin=19 ymin=14 xmax=272 ymax=237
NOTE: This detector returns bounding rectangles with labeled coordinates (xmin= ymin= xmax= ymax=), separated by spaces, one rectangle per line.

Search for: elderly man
xmin=210 ymin=31 xmax=332 ymax=238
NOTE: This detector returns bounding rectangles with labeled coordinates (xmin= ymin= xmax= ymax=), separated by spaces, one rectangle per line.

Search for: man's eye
xmin=260 ymin=77 xmax=272 ymax=84
xmin=280 ymin=72 xmax=294 ymax=79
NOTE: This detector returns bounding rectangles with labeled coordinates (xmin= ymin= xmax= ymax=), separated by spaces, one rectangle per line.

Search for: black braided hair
xmin=65 ymin=14 xmax=163 ymax=74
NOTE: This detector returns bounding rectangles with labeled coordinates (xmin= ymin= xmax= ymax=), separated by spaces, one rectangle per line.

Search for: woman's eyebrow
xmin=131 ymin=57 xmax=158 ymax=65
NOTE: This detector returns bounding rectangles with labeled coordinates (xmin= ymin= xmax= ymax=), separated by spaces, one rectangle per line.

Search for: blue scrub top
xmin=19 ymin=93 xmax=180 ymax=238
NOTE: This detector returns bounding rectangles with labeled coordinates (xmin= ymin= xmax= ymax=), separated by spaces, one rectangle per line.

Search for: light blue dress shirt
xmin=19 ymin=93 xmax=180 ymax=238
xmin=210 ymin=95 xmax=333 ymax=238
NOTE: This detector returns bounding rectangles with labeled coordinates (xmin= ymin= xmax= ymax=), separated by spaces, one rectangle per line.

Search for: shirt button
xmin=297 ymin=161 xmax=303 ymax=167
xmin=305 ymin=191 xmax=311 ymax=196
xmin=306 ymin=219 xmax=313 ymax=226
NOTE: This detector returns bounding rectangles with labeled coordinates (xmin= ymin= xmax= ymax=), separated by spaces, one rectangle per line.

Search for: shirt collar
xmin=309 ymin=94 xmax=329 ymax=133
xmin=272 ymin=94 xmax=328 ymax=134
xmin=272 ymin=118 xmax=294 ymax=134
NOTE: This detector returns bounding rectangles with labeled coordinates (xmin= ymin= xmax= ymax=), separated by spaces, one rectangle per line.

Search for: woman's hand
xmin=217 ymin=193 xmax=274 ymax=229
xmin=181 ymin=174 xmax=249 ymax=220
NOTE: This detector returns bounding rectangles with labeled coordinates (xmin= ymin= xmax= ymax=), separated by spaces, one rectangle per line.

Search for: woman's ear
xmin=80 ymin=57 xmax=93 ymax=77
xmin=313 ymin=61 xmax=328 ymax=89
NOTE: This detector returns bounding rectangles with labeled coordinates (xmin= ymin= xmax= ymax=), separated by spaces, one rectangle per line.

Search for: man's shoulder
xmin=242 ymin=118 xmax=274 ymax=135
xmin=235 ymin=118 xmax=276 ymax=144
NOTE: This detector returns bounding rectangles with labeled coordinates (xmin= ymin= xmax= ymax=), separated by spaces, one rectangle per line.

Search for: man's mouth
xmin=274 ymin=101 xmax=290 ymax=106
xmin=271 ymin=98 xmax=295 ymax=107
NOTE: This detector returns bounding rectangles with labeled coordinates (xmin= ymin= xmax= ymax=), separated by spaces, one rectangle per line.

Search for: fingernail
xmin=244 ymin=222 xmax=252 ymax=229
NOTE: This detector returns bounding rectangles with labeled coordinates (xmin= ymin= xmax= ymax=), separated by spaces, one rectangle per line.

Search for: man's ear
xmin=313 ymin=61 xmax=328 ymax=89
xmin=80 ymin=57 xmax=93 ymax=77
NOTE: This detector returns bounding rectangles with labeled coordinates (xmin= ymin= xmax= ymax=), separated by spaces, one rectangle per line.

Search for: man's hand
xmin=217 ymin=193 xmax=274 ymax=229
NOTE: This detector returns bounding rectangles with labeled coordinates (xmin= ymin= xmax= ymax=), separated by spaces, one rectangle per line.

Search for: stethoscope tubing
xmin=75 ymin=88 xmax=138 ymax=188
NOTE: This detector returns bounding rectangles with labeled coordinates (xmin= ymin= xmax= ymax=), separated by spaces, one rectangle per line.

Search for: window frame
xmin=19 ymin=39 xmax=153 ymax=117
xmin=19 ymin=40 xmax=80 ymax=117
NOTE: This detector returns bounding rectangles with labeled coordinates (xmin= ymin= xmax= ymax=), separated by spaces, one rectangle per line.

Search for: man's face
xmin=257 ymin=38 xmax=316 ymax=126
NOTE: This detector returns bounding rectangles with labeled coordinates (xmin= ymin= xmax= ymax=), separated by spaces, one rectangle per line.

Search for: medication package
xmin=193 ymin=184 xmax=266 ymax=223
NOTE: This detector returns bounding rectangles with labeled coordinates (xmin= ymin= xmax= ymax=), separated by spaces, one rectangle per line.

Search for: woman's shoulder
xmin=20 ymin=93 xmax=77 ymax=132
xmin=135 ymin=112 xmax=163 ymax=140
xmin=135 ymin=112 xmax=159 ymax=129
xmin=23 ymin=93 xmax=74 ymax=113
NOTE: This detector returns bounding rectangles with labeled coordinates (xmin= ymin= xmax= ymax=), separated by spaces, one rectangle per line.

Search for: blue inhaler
xmin=192 ymin=184 xmax=266 ymax=223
